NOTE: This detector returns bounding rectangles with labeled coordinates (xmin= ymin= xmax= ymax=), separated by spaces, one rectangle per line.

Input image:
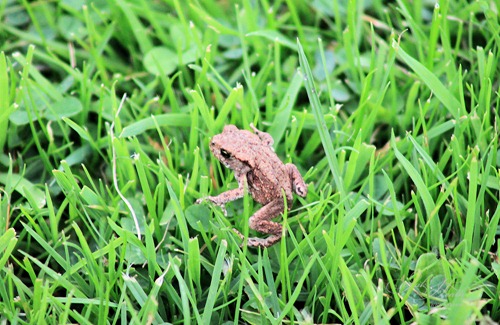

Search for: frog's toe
xmin=218 ymin=204 xmax=228 ymax=216
xmin=232 ymin=228 xmax=244 ymax=239
xmin=245 ymin=235 xmax=281 ymax=248
xmin=295 ymin=185 xmax=307 ymax=197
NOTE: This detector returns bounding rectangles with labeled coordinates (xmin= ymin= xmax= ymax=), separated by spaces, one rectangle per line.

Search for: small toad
xmin=196 ymin=124 xmax=307 ymax=248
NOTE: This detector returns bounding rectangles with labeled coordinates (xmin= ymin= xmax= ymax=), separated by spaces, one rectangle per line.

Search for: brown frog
xmin=196 ymin=124 xmax=307 ymax=248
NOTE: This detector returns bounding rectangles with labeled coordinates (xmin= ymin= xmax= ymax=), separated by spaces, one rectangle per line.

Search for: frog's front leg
xmin=195 ymin=188 xmax=244 ymax=215
xmin=285 ymin=163 xmax=308 ymax=197
xmin=234 ymin=198 xmax=285 ymax=248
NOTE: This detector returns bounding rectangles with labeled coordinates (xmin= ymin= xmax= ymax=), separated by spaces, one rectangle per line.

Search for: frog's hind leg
xmin=249 ymin=123 xmax=274 ymax=147
xmin=238 ymin=198 xmax=285 ymax=248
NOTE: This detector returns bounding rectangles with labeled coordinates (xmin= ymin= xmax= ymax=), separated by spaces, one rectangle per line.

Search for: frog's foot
xmin=218 ymin=204 xmax=227 ymax=216
xmin=231 ymin=228 xmax=247 ymax=248
xmin=232 ymin=228 xmax=282 ymax=248
xmin=232 ymin=228 xmax=244 ymax=239
xmin=195 ymin=197 xmax=227 ymax=215
xmin=246 ymin=235 xmax=282 ymax=248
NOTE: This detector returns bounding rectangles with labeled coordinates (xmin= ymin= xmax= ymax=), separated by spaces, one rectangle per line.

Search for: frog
xmin=196 ymin=124 xmax=307 ymax=248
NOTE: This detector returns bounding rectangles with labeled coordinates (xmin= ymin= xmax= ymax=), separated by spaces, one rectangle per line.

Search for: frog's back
xmin=246 ymin=146 xmax=292 ymax=205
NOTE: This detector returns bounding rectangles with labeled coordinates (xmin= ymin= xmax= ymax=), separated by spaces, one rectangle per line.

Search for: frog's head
xmin=209 ymin=125 xmax=257 ymax=170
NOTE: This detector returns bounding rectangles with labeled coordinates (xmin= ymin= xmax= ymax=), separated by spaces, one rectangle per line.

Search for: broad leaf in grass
xmin=222 ymin=48 xmax=243 ymax=59
xmin=144 ymin=47 xmax=178 ymax=75
xmin=5 ymin=7 xmax=30 ymax=26
xmin=120 ymin=198 xmax=146 ymax=235
xmin=185 ymin=204 xmax=212 ymax=232
xmin=313 ymin=49 xmax=336 ymax=81
xmin=121 ymin=216 xmax=146 ymax=234
xmin=246 ymin=30 xmax=297 ymax=50
xmin=180 ymin=47 xmax=198 ymax=65
xmin=401 ymin=275 xmax=448 ymax=314
xmin=9 ymin=90 xmax=49 ymax=125
xmin=9 ymin=110 xmax=31 ymax=126
xmin=375 ymin=198 xmax=405 ymax=216
xmin=240 ymin=308 xmax=268 ymax=325
xmin=170 ymin=23 xmax=189 ymax=50
xmin=366 ymin=174 xmax=388 ymax=200
xmin=428 ymin=275 xmax=448 ymax=303
xmin=331 ymin=80 xmax=351 ymax=102
xmin=414 ymin=253 xmax=446 ymax=284
xmin=61 ymin=0 xmax=86 ymax=10
xmin=0 ymin=173 xmax=46 ymax=208
xmin=58 ymin=15 xmax=86 ymax=40
xmin=400 ymin=281 xmax=425 ymax=311
xmin=401 ymin=253 xmax=449 ymax=314
xmin=159 ymin=201 xmax=178 ymax=229
xmin=124 ymin=242 xmax=147 ymax=264
xmin=144 ymin=46 xmax=199 ymax=75
xmin=10 ymin=96 xmax=82 ymax=125
xmin=372 ymin=237 xmax=400 ymax=269
xmin=413 ymin=312 xmax=448 ymax=324
xmin=46 ymin=97 xmax=83 ymax=120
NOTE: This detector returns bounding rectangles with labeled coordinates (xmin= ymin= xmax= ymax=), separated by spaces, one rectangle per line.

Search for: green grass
xmin=1 ymin=0 xmax=499 ymax=324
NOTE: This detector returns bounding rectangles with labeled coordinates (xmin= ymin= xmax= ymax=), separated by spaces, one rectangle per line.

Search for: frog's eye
xmin=220 ymin=149 xmax=231 ymax=159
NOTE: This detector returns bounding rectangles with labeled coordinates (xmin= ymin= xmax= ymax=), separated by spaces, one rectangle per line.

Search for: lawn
xmin=0 ymin=0 xmax=499 ymax=324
